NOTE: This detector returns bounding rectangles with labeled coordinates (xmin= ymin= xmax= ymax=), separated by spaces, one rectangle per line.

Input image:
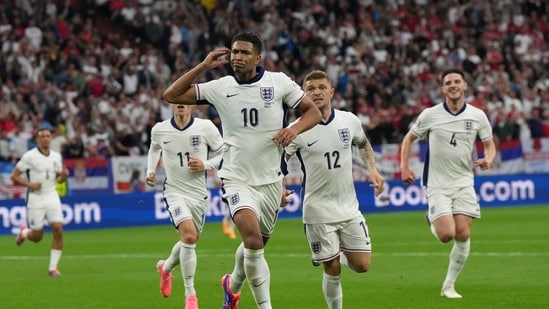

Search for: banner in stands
xmin=0 ymin=162 xmax=26 ymax=199
xmin=110 ymin=156 xmax=150 ymax=194
xmin=522 ymin=138 xmax=549 ymax=174
xmin=1 ymin=174 xmax=548 ymax=235
xmin=64 ymin=158 xmax=111 ymax=195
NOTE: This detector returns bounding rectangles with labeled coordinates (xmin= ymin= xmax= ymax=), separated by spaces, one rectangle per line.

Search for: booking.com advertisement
xmin=1 ymin=174 xmax=548 ymax=235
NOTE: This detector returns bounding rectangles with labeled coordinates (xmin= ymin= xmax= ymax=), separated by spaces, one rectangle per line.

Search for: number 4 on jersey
xmin=450 ymin=133 xmax=457 ymax=147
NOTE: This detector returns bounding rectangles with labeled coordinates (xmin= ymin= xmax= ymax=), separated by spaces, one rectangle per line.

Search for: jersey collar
xmin=320 ymin=108 xmax=336 ymax=125
xmin=233 ymin=66 xmax=265 ymax=84
xmin=443 ymin=102 xmax=467 ymax=115
xmin=170 ymin=116 xmax=194 ymax=131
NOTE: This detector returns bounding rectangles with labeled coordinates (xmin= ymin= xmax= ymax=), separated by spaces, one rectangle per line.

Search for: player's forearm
xmin=483 ymin=139 xmax=496 ymax=162
xmin=203 ymin=147 xmax=223 ymax=170
xmin=400 ymin=133 xmax=415 ymax=169
xmin=11 ymin=173 xmax=30 ymax=187
xmin=146 ymin=148 xmax=162 ymax=175
xmin=162 ymin=63 xmax=207 ymax=104
xmin=358 ymin=138 xmax=377 ymax=172
xmin=291 ymin=105 xmax=322 ymax=134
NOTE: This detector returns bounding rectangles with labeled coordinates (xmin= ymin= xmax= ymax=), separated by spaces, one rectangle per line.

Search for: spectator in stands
xmin=7 ymin=123 xmax=32 ymax=161
xmin=11 ymin=128 xmax=70 ymax=276
xmin=493 ymin=108 xmax=520 ymax=142
xmin=527 ymin=108 xmax=545 ymax=138
xmin=49 ymin=126 xmax=67 ymax=154
xmin=0 ymin=128 xmax=11 ymax=161
xmin=63 ymin=132 xmax=85 ymax=159
xmin=113 ymin=126 xmax=140 ymax=156
xmin=87 ymin=130 xmax=115 ymax=157
xmin=400 ymin=68 xmax=496 ymax=299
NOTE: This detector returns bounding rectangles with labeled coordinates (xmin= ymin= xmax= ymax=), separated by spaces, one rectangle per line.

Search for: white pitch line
xmin=1 ymin=251 xmax=548 ymax=261
xmin=377 ymin=239 xmax=549 ymax=246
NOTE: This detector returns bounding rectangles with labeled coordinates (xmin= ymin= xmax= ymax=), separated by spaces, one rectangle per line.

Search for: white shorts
xmin=163 ymin=191 xmax=208 ymax=234
xmin=305 ymin=215 xmax=372 ymax=263
xmin=26 ymin=196 xmax=63 ymax=230
xmin=426 ymin=185 xmax=480 ymax=223
xmin=221 ymin=179 xmax=283 ymax=238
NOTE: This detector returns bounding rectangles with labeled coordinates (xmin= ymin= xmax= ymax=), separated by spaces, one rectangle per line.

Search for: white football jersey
xmin=196 ymin=68 xmax=305 ymax=185
xmin=15 ymin=148 xmax=63 ymax=204
xmin=148 ymin=117 xmax=224 ymax=200
xmin=411 ymin=103 xmax=492 ymax=188
xmin=286 ymin=109 xmax=365 ymax=224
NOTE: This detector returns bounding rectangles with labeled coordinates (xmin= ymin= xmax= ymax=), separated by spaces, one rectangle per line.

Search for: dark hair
xmin=303 ymin=70 xmax=330 ymax=84
xmin=34 ymin=127 xmax=51 ymax=141
xmin=231 ymin=32 xmax=262 ymax=54
xmin=441 ymin=68 xmax=465 ymax=82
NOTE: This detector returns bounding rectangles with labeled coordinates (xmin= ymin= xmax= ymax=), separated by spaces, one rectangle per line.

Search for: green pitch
xmin=1 ymin=205 xmax=549 ymax=308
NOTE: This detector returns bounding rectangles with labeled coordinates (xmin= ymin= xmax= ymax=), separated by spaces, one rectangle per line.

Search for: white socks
xmin=244 ymin=248 xmax=271 ymax=309
xmin=180 ymin=242 xmax=197 ymax=296
xmin=49 ymin=249 xmax=62 ymax=271
xmin=160 ymin=241 xmax=197 ymax=296
xmin=443 ymin=239 xmax=470 ymax=287
xmin=230 ymin=242 xmax=246 ymax=292
xmin=163 ymin=241 xmax=182 ymax=272
xmin=322 ymin=272 xmax=342 ymax=309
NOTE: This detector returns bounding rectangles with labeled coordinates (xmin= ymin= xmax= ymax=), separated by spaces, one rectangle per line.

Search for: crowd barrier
xmin=1 ymin=174 xmax=548 ymax=235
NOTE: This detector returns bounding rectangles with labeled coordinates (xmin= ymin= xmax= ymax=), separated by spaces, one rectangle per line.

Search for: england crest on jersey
xmin=338 ymin=128 xmax=350 ymax=143
xmin=260 ymin=87 xmax=274 ymax=102
xmin=190 ymin=135 xmax=201 ymax=152
xmin=190 ymin=135 xmax=201 ymax=146
xmin=464 ymin=119 xmax=473 ymax=132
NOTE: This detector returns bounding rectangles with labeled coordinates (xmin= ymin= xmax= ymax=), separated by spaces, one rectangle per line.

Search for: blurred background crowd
xmin=1 ymin=0 xmax=548 ymax=163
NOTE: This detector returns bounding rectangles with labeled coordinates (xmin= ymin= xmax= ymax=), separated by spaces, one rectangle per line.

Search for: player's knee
xmin=353 ymin=261 xmax=370 ymax=273
xmin=242 ymin=235 xmax=264 ymax=250
xmin=455 ymin=232 xmax=470 ymax=242
xmin=181 ymin=234 xmax=198 ymax=244
xmin=323 ymin=258 xmax=341 ymax=276
xmin=438 ymin=232 xmax=454 ymax=243
xmin=32 ymin=230 xmax=44 ymax=242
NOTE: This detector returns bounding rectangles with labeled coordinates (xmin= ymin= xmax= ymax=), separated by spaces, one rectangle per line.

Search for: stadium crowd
xmin=1 ymin=0 xmax=549 ymax=163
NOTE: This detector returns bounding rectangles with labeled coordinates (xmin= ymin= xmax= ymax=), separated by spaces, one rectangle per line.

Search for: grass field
xmin=1 ymin=205 xmax=549 ymax=308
